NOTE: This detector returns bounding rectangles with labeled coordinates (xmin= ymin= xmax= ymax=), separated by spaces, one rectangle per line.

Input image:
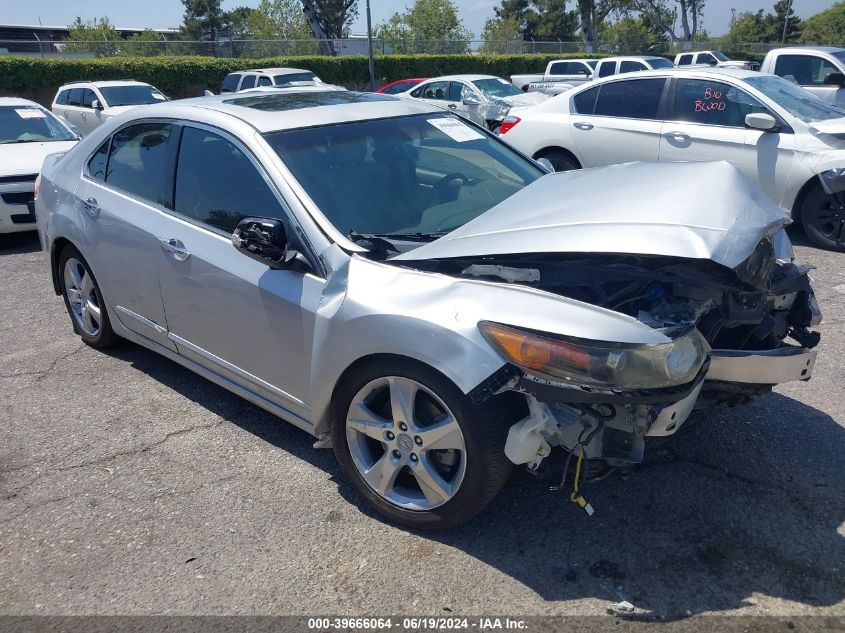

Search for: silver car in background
xmin=36 ymin=90 xmax=821 ymax=529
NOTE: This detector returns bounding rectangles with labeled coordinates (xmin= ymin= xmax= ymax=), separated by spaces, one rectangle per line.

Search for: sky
xmin=0 ymin=0 xmax=835 ymax=39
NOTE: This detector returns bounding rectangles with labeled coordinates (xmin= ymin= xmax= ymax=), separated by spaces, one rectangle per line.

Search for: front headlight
xmin=479 ymin=322 xmax=709 ymax=390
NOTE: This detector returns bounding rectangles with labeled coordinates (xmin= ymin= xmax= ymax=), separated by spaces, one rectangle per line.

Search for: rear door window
xmin=174 ymin=127 xmax=285 ymax=233
xmin=620 ymin=60 xmax=647 ymax=73
xmin=421 ymin=81 xmax=449 ymax=100
xmin=104 ymin=122 xmax=173 ymax=204
xmin=572 ymin=85 xmax=599 ymax=114
xmin=258 ymin=76 xmax=272 ymax=87
xmin=594 ymin=78 xmax=666 ymax=119
xmin=597 ymin=62 xmax=616 ymax=78
xmin=240 ymin=75 xmax=257 ymax=90
xmin=66 ymin=88 xmax=83 ymax=106
xmin=678 ymin=54 xmax=693 ymax=65
xmin=82 ymin=89 xmax=96 ymax=108
xmin=55 ymin=90 xmax=70 ymax=105
xmin=221 ymin=73 xmax=241 ymax=93
xmin=698 ymin=52 xmax=717 ymax=65
xmin=87 ymin=139 xmax=110 ymax=181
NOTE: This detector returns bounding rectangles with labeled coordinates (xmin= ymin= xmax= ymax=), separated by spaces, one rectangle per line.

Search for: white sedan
xmin=0 ymin=98 xmax=79 ymax=234
xmin=499 ymin=68 xmax=845 ymax=251
xmin=396 ymin=74 xmax=547 ymax=132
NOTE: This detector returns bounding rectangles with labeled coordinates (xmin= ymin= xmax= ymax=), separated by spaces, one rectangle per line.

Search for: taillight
xmin=33 ymin=174 xmax=41 ymax=199
xmin=499 ymin=116 xmax=521 ymax=135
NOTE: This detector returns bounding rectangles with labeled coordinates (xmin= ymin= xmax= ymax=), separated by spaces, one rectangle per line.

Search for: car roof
xmin=0 ymin=97 xmax=42 ymax=107
xmin=241 ymin=67 xmax=313 ymax=75
xmin=421 ymin=74 xmax=500 ymax=82
xmin=59 ymin=80 xmax=152 ymax=88
xmin=599 ymin=56 xmax=667 ymax=62
xmin=591 ymin=67 xmax=760 ymax=82
xmin=140 ymin=90 xmax=442 ymax=133
xmin=775 ymin=46 xmax=845 ymax=54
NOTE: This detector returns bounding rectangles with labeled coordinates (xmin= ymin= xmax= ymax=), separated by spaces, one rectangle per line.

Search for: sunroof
xmin=223 ymin=91 xmax=396 ymax=112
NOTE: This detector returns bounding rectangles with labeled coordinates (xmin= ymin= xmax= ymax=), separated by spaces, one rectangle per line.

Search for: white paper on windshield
xmin=428 ymin=118 xmax=484 ymax=142
xmin=497 ymin=78 xmax=510 ymax=85
xmin=152 ymin=93 xmax=166 ymax=100
xmin=16 ymin=109 xmax=46 ymax=119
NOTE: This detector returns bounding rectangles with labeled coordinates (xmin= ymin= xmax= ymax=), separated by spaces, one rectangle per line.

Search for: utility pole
xmin=781 ymin=0 xmax=793 ymax=45
xmin=366 ymin=0 xmax=375 ymax=91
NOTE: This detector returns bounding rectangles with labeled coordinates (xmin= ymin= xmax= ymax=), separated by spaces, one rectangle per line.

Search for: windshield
xmin=648 ymin=58 xmax=675 ymax=69
xmin=263 ymin=114 xmax=543 ymax=251
xmin=745 ymin=75 xmax=845 ymax=123
xmin=472 ymin=78 xmax=523 ymax=99
xmin=274 ymin=72 xmax=318 ymax=86
xmin=0 ymin=105 xmax=78 ymax=144
xmin=712 ymin=51 xmax=729 ymax=62
xmin=99 ymin=85 xmax=166 ymax=107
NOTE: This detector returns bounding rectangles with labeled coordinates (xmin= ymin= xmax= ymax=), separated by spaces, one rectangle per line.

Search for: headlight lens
xmin=479 ymin=322 xmax=709 ymax=389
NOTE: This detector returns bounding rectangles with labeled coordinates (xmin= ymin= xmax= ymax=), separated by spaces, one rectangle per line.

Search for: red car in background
xmin=375 ymin=78 xmax=427 ymax=94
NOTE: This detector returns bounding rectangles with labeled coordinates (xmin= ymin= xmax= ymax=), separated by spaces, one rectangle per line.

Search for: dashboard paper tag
xmin=16 ymin=109 xmax=46 ymax=119
xmin=428 ymin=118 xmax=484 ymax=142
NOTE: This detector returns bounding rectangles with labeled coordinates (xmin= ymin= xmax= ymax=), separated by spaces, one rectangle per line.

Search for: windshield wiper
xmin=357 ymin=231 xmax=448 ymax=241
xmin=0 ymin=139 xmax=41 ymax=145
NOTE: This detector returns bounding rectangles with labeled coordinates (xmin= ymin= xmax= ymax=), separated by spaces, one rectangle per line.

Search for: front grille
xmin=1 ymin=191 xmax=35 ymax=206
xmin=0 ymin=173 xmax=37 ymax=185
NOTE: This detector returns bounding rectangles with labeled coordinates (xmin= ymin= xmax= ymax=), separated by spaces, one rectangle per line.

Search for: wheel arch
xmin=532 ymin=145 xmax=582 ymax=169
xmin=791 ymin=174 xmax=822 ymax=224
xmin=50 ymin=237 xmax=74 ymax=295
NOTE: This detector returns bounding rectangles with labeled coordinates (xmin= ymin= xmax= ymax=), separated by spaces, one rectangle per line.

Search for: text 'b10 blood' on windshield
xmin=695 ymin=86 xmax=726 ymax=112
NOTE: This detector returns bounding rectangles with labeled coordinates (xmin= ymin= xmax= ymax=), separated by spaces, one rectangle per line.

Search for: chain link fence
xmin=0 ymin=38 xmax=815 ymax=59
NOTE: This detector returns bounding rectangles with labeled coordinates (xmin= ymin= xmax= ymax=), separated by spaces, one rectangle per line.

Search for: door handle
xmin=447 ymin=103 xmax=458 ymax=110
xmin=573 ymin=122 xmax=593 ymax=130
xmin=665 ymin=131 xmax=690 ymax=143
xmin=81 ymin=197 xmax=101 ymax=216
xmin=157 ymin=237 xmax=191 ymax=262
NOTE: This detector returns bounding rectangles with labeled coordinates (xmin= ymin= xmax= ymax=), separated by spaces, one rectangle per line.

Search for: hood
xmin=0 ymin=140 xmax=78 ymax=176
xmin=394 ymin=161 xmax=789 ymax=270
xmin=498 ymin=91 xmax=549 ymax=107
xmin=717 ymin=60 xmax=749 ymax=68
xmin=809 ymin=118 xmax=845 ymax=136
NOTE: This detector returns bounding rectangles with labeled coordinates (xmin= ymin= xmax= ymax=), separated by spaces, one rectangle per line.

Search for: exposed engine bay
xmin=405 ymin=237 xmax=822 ymax=486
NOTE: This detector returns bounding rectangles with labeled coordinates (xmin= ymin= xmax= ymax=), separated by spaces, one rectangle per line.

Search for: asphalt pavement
xmin=1 ymin=228 xmax=843 ymax=621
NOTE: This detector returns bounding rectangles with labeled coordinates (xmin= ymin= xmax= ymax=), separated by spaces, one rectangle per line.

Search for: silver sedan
xmin=36 ymin=89 xmax=821 ymax=529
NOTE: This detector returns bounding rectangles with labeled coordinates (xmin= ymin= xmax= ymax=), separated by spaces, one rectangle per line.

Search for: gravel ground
xmin=0 ymin=228 xmax=843 ymax=620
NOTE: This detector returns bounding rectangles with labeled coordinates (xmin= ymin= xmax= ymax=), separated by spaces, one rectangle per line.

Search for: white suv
xmin=220 ymin=68 xmax=323 ymax=93
xmin=51 ymin=80 xmax=168 ymax=135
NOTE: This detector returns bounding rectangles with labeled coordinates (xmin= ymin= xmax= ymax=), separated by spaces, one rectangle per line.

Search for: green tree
xmin=64 ymin=16 xmax=121 ymax=57
xmin=376 ymin=0 xmax=473 ymax=54
xmin=599 ymin=16 xmax=651 ymax=53
xmin=766 ymin=0 xmax=801 ymax=43
xmin=724 ymin=9 xmax=769 ymax=44
xmin=494 ymin=0 xmax=578 ymax=41
xmin=622 ymin=0 xmax=704 ymax=44
xmin=125 ymin=29 xmax=166 ymax=56
xmin=180 ymin=0 xmax=225 ymax=40
xmin=801 ymin=1 xmax=845 ymax=44
xmin=311 ymin=0 xmax=359 ymax=39
xmin=223 ymin=6 xmax=255 ymax=38
xmin=246 ymin=0 xmax=316 ymax=55
xmin=480 ymin=16 xmax=522 ymax=53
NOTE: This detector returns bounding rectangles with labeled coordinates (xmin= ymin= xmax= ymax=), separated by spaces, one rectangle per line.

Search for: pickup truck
xmin=674 ymin=50 xmax=760 ymax=71
xmin=760 ymin=47 xmax=845 ymax=107
xmin=510 ymin=59 xmax=597 ymax=92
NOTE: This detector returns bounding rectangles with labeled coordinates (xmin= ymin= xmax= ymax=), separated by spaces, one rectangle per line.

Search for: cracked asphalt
xmin=1 ymin=228 xmax=843 ymax=620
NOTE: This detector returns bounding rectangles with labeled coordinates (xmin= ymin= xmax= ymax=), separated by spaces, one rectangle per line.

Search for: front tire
xmin=536 ymin=149 xmax=579 ymax=172
xmin=331 ymin=359 xmax=512 ymax=530
xmin=800 ymin=183 xmax=845 ymax=252
xmin=58 ymin=245 xmax=118 ymax=348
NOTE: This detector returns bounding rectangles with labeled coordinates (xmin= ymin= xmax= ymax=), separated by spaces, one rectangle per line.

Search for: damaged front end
xmin=407 ymin=234 xmax=821 ymax=479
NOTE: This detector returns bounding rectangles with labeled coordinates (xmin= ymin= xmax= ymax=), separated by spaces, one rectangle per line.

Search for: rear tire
xmin=800 ymin=182 xmax=845 ymax=252
xmin=536 ymin=149 xmax=580 ymax=172
xmin=58 ymin=245 xmax=119 ymax=348
xmin=331 ymin=358 xmax=512 ymax=530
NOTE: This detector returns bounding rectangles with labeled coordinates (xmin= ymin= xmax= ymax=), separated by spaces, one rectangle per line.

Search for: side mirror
xmin=231 ymin=217 xmax=292 ymax=269
xmin=745 ymin=112 xmax=778 ymax=132
xmin=823 ymin=72 xmax=845 ymax=87
xmin=463 ymin=93 xmax=482 ymax=106
xmin=91 ymin=99 xmax=103 ymax=110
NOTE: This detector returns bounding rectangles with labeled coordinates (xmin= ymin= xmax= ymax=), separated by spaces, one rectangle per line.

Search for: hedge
xmin=0 ymin=53 xmax=613 ymax=102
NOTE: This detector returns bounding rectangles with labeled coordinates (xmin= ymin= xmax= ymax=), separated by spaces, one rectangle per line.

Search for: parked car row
xmin=498 ymin=66 xmax=845 ymax=252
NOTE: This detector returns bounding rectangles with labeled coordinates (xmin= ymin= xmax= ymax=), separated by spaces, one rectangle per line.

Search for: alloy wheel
xmin=345 ymin=376 xmax=467 ymax=511
xmin=63 ymin=257 xmax=102 ymax=337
